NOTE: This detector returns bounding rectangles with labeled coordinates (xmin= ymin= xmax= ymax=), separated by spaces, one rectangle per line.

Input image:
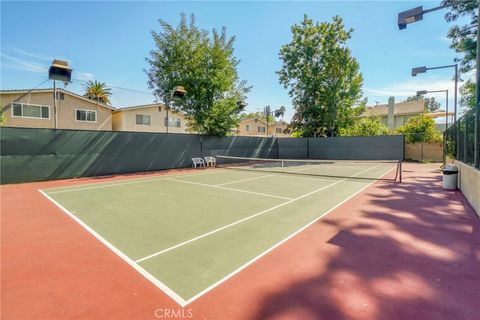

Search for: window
xmin=136 ymin=114 xmax=151 ymax=125
xmin=53 ymin=92 xmax=64 ymax=100
xmin=276 ymin=128 xmax=283 ymax=133
xmin=76 ymin=109 xmax=96 ymax=122
xmin=246 ymin=124 xmax=250 ymax=132
xmin=11 ymin=102 xmax=50 ymax=119
xmin=258 ymin=126 xmax=266 ymax=133
xmin=164 ymin=117 xmax=181 ymax=127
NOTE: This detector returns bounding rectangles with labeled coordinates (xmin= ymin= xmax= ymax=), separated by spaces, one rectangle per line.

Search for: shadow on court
xmin=253 ymin=163 xmax=480 ymax=320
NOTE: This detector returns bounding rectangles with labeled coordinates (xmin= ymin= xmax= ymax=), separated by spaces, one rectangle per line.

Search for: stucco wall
xmin=454 ymin=160 xmax=480 ymax=216
xmin=112 ymin=106 xmax=188 ymax=133
xmin=405 ymin=142 xmax=443 ymax=162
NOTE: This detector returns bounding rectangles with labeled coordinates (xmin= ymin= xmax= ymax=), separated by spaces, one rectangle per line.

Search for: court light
xmin=397 ymin=4 xmax=449 ymax=30
xmin=398 ymin=6 xmax=423 ymax=30
xmin=411 ymin=66 xmax=427 ymax=77
xmin=171 ymin=86 xmax=187 ymax=101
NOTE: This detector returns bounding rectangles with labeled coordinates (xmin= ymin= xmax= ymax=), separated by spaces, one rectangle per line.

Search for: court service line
xmin=183 ymin=165 xmax=396 ymax=306
xmin=44 ymin=169 xmax=227 ymax=194
xmin=37 ymin=189 xmax=189 ymax=307
xmin=134 ymin=165 xmax=380 ymax=264
xmin=165 ymin=178 xmax=292 ymax=200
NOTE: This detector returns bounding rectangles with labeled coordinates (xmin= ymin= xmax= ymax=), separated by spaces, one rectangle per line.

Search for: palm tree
xmin=83 ymin=80 xmax=112 ymax=105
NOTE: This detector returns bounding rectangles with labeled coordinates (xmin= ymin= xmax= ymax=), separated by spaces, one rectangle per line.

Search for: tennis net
xmin=215 ymin=155 xmax=402 ymax=182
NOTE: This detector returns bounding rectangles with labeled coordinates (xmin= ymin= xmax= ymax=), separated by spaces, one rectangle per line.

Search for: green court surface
xmin=40 ymin=162 xmax=396 ymax=305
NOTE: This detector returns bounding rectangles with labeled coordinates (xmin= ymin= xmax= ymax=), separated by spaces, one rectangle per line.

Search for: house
xmin=358 ymin=97 xmax=454 ymax=132
xmin=0 ymin=88 xmax=114 ymax=130
xmin=357 ymin=98 xmax=425 ymax=130
xmin=112 ymin=103 xmax=189 ymax=133
xmin=235 ymin=117 xmax=291 ymax=137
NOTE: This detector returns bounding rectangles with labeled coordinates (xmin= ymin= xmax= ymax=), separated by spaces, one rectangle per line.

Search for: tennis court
xmin=39 ymin=158 xmax=399 ymax=306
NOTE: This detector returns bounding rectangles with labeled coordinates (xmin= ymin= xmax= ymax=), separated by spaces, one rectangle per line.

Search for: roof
xmin=0 ymin=88 xmax=116 ymax=110
xmin=358 ymin=101 xmax=424 ymax=117
xmin=239 ymin=117 xmax=266 ymax=124
xmin=113 ymin=103 xmax=185 ymax=115
xmin=239 ymin=117 xmax=290 ymax=126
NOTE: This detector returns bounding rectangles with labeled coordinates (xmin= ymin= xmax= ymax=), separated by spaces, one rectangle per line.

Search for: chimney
xmin=388 ymin=96 xmax=395 ymax=130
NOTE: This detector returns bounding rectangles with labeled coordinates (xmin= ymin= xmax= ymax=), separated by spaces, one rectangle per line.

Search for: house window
xmin=76 ymin=109 xmax=96 ymax=122
xmin=53 ymin=92 xmax=65 ymax=100
xmin=276 ymin=128 xmax=282 ymax=133
xmin=11 ymin=102 xmax=50 ymax=119
xmin=164 ymin=117 xmax=181 ymax=127
xmin=246 ymin=125 xmax=250 ymax=132
xmin=258 ymin=126 xmax=266 ymax=133
xmin=136 ymin=114 xmax=151 ymax=125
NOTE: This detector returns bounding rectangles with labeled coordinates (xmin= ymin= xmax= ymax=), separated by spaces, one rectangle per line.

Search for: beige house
xmin=112 ymin=103 xmax=189 ymax=133
xmin=358 ymin=99 xmax=425 ymax=129
xmin=235 ymin=117 xmax=291 ymax=137
xmin=358 ymin=98 xmax=454 ymax=132
xmin=0 ymin=88 xmax=114 ymax=130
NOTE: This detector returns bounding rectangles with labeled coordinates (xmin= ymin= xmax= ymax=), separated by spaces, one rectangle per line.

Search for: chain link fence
xmin=445 ymin=109 xmax=479 ymax=168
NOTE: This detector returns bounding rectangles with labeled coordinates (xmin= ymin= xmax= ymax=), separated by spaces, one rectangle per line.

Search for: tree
xmin=396 ymin=115 xmax=442 ymax=143
xmin=146 ymin=13 xmax=250 ymax=136
xmin=339 ymin=117 xmax=389 ymax=136
xmin=404 ymin=95 xmax=441 ymax=113
xmin=459 ymin=79 xmax=476 ymax=113
xmin=442 ymin=0 xmax=477 ymax=75
xmin=277 ymin=15 xmax=363 ymax=137
xmin=83 ymin=80 xmax=112 ymax=105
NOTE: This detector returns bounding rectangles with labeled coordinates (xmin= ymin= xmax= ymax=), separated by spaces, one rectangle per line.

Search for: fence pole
xmin=475 ymin=1 xmax=480 ymax=168
xmin=421 ymin=135 xmax=424 ymax=163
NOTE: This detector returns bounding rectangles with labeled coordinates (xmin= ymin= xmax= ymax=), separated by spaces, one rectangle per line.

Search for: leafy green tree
xmin=83 ymin=80 xmax=112 ymax=105
xmin=278 ymin=15 xmax=363 ymax=137
xmin=442 ymin=0 xmax=477 ymax=75
xmin=396 ymin=115 xmax=442 ymax=143
xmin=339 ymin=117 xmax=389 ymax=136
xmin=146 ymin=13 xmax=250 ymax=136
xmin=404 ymin=95 xmax=441 ymax=113
xmin=459 ymin=79 xmax=476 ymax=112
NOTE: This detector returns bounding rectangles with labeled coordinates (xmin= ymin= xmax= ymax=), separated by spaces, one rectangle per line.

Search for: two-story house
xmin=0 ymin=88 xmax=114 ymax=130
xmin=112 ymin=103 xmax=189 ymax=133
xmin=235 ymin=117 xmax=291 ymax=137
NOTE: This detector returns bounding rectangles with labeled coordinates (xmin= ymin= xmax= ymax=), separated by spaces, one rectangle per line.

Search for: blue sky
xmin=1 ymin=1 xmax=470 ymax=121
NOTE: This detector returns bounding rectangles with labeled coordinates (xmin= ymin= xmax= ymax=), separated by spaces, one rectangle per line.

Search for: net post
xmin=399 ymin=161 xmax=402 ymax=183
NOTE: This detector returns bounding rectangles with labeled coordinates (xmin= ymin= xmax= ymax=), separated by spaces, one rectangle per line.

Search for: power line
xmin=71 ymin=77 xmax=152 ymax=94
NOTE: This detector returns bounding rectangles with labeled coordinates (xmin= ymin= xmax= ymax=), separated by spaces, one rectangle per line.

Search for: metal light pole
xmin=398 ymin=4 xmax=449 ymax=30
xmin=475 ymin=2 xmax=480 ymax=168
xmin=412 ymin=64 xmax=457 ymax=122
xmin=164 ymin=86 xmax=187 ymax=134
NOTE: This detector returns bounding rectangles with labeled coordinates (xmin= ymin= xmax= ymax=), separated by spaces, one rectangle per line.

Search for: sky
xmin=0 ymin=1 xmax=472 ymax=122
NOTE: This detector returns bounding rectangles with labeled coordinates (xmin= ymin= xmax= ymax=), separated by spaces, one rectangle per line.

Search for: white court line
xmin=215 ymin=173 xmax=277 ymax=186
xmin=183 ymin=165 xmax=396 ymax=305
xmin=166 ymin=178 xmax=292 ymax=200
xmin=37 ymin=189 xmax=189 ymax=307
xmin=135 ymin=165 xmax=380 ymax=264
xmin=44 ymin=169 xmax=226 ymax=194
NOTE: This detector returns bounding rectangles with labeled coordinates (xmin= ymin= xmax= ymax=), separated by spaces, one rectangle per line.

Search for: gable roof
xmin=0 ymin=88 xmax=116 ymax=110
xmin=359 ymin=100 xmax=424 ymax=117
